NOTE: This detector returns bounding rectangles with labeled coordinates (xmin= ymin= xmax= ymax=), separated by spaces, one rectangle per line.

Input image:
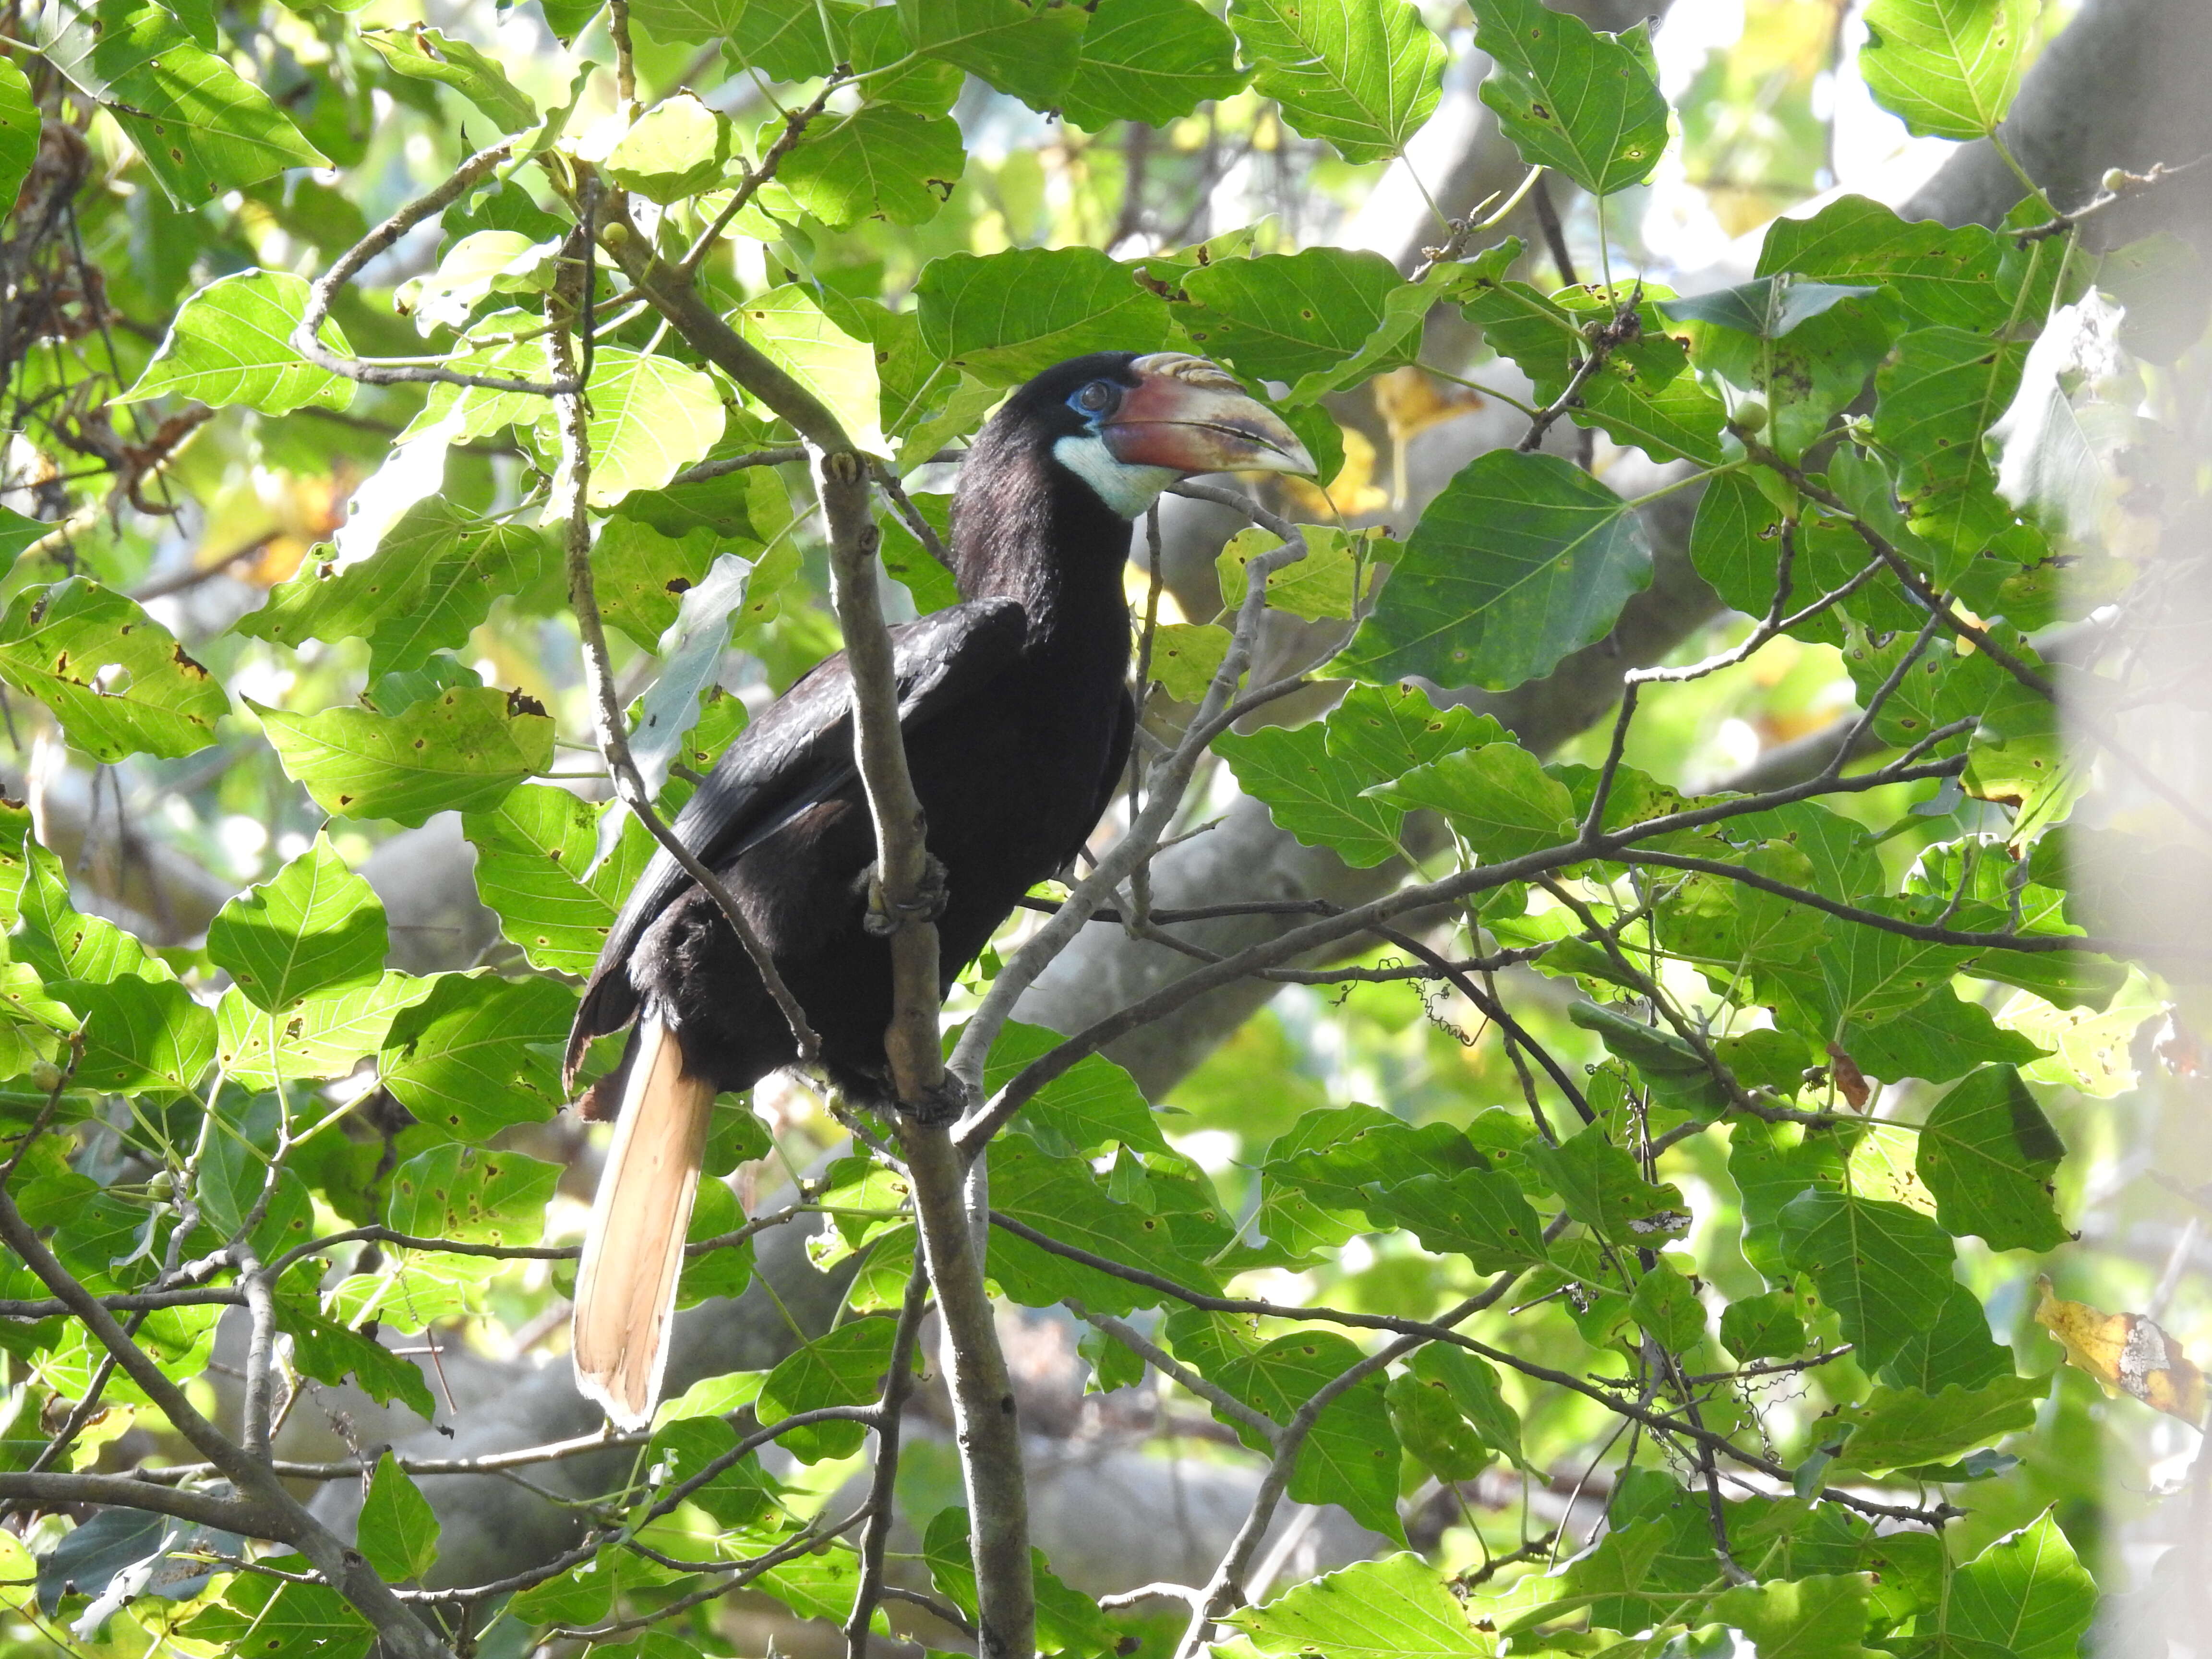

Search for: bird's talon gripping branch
xmin=905 ymin=1070 xmax=975 ymax=1127
xmin=863 ymin=854 xmax=950 ymax=937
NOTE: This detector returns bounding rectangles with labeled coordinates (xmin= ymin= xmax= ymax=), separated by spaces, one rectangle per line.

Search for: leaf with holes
xmin=253 ymin=685 xmax=553 ymax=827
xmin=1860 ymin=0 xmax=2034 ymax=141
xmin=51 ymin=975 xmax=216 ymax=1096
xmin=384 ymin=1142 xmax=559 ymax=1247
xmin=1334 ymin=450 xmax=1651 ymax=692
xmin=1061 ymin=0 xmax=1246 ymax=128
xmin=0 ymin=579 xmax=228 ymax=761
xmin=1471 ymin=0 xmax=1668 ymax=196
xmin=378 ymin=971 xmax=573 ymax=1141
xmin=1178 ymin=248 xmax=1410 ymax=384
xmin=1916 ymin=1065 xmax=2068 ymax=1251
xmin=781 ymin=106 xmax=963 ymax=228
xmin=1779 ymin=1189 xmax=1958 ymax=1372
xmin=463 ymin=784 xmax=664 ymax=977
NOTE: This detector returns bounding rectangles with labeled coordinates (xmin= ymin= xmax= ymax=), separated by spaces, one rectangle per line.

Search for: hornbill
xmin=565 ymin=351 xmax=1314 ymax=1427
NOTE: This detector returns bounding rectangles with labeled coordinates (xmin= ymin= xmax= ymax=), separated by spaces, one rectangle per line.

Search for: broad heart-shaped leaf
xmin=378 ymin=971 xmax=573 ymax=1140
xmin=1229 ymin=0 xmax=1444 ymax=164
xmin=1847 ymin=987 xmax=2049 ymax=1085
xmin=1757 ymin=195 xmax=2016 ymax=335
xmin=207 ymin=833 xmax=385 ymax=1012
xmin=1388 ymin=1371 xmax=1492 ymax=1482
xmin=916 ymin=248 xmax=1171 ymax=388
xmin=1685 ymin=473 xmax=1920 ymax=650
xmin=1675 ymin=286 xmax=1901 ymax=461
xmin=1221 ymin=1552 xmax=1492 ymax=1659
xmin=463 ymin=784 xmax=662 ymax=977
xmin=385 ymin=1142 xmax=559 ymax=1247
xmin=779 ymin=106 xmax=964 ymax=228
xmin=1881 ymin=1279 xmax=2017 ymax=1393
xmin=239 ymin=496 xmax=555 ymax=677
xmin=922 ymin=1506 xmax=1120 ymax=1659
xmin=357 ymin=1453 xmax=440 ymax=1582
xmin=1213 ymin=1330 xmax=1405 ymax=1543
xmin=1871 ymin=327 xmax=2029 ymax=583
xmin=273 ymin=1297 xmax=434 ymax=1419
xmin=735 ymin=284 xmax=882 ymax=446
xmin=1526 ymin=1125 xmax=1693 ymax=1245
xmin=1367 ymin=741 xmax=1577 ymax=865
xmin=756 ymin=1317 xmax=899 ymax=1463
xmin=1778 ymin=1190 xmax=1957 ymax=1372
xmin=1462 ymin=281 xmax=1727 ymax=465
xmin=1178 ymin=248 xmax=1409 ymax=383
xmin=29 ymin=0 xmax=328 ymax=205
xmin=1861 ymin=0 xmax=2033 ymax=141
xmin=1471 ymin=0 xmax=1668 ymax=196
xmin=1333 ymin=450 xmax=1652 ymax=692
xmin=1944 ymin=1510 xmax=2094 ymax=1659
xmin=51 ymin=975 xmax=216 ymax=1095
xmin=978 ymin=1020 xmax=1171 ymax=1158
xmin=180 ymin=1572 xmax=373 ymax=1659
xmin=217 ymin=973 xmax=435 ymax=1087
xmin=1216 ymin=525 xmax=1379 ymax=622
xmin=898 ymin=0 xmax=1089 ymax=112
xmin=253 ymin=685 xmax=554 ymax=827
xmin=986 ymin=1135 xmax=1220 ymax=1315
xmin=565 ymin=347 xmax=727 ymax=507
xmin=1411 ymin=1345 xmax=1524 ymax=1467
xmin=593 ymin=518 xmax=727 ymax=649
xmin=633 ymin=0 xmax=841 ymax=78
xmin=0 ymin=579 xmax=228 ymax=761
xmin=600 ymin=92 xmax=733 ymax=205
xmin=1707 ymin=1575 xmax=1877 ymax=1659
xmin=1061 ymin=0 xmax=1247 ymax=128
xmin=359 ymin=25 xmax=535 ymax=133
xmin=1916 ymin=1064 xmax=2067 ymax=1251
xmin=0 ymin=57 xmax=35 ymax=217
xmin=13 ymin=835 xmax=168 ymax=987
xmin=1362 ymin=1168 xmax=1551 ymax=1272
xmin=1217 ymin=687 xmax=1503 ymax=869
xmin=1832 ymin=1375 xmax=2044 ymax=1474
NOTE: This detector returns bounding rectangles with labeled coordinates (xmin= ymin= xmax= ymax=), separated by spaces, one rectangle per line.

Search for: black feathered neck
xmin=949 ymin=371 xmax=1137 ymax=653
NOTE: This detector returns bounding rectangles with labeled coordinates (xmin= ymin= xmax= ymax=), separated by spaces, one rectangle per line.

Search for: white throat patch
xmin=1054 ymin=433 xmax=1179 ymax=520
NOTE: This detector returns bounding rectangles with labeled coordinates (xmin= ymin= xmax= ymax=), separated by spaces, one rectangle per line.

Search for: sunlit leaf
xmin=1230 ymin=0 xmax=1445 ymax=164
xmin=1471 ymin=0 xmax=1668 ymax=195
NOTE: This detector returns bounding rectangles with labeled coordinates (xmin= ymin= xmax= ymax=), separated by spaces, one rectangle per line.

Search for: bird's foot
xmin=862 ymin=854 xmax=950 ymax=938
xmin=901 ymin=1070 xmax=973 ymax=1126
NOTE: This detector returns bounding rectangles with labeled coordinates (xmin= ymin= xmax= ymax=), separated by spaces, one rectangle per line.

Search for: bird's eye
xmin=1074 ymin=381 xmax=1115 ymax=414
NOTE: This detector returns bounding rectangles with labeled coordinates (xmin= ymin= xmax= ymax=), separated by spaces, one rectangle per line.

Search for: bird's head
xmin=1004 ymin=351 xmax=1316 ymax=520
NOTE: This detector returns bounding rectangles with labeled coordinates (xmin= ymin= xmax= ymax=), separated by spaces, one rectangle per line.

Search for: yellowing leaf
xmin=2034 ymin=1276 xmax=2206 ymax=1425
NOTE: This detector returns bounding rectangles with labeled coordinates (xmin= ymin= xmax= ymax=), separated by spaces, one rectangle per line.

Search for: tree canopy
xmin=2 ymin=0 xmax=2210 ymax=1656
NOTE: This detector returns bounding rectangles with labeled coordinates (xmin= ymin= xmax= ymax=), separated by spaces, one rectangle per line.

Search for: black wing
xmin=566 ymin=599 xmax=1028 ymax=1079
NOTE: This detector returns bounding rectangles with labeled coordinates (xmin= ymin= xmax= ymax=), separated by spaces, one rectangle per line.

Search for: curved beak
xmin=1100 ymin=353 xmax=1316 ymax=478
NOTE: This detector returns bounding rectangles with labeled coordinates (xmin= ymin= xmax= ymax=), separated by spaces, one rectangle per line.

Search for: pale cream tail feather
xmin=572 ymin=1014 xmax=715 ymax=1430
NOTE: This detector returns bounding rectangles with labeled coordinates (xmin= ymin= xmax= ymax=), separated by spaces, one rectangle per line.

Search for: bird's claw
xmin=862 ymin=856 xmax=950 ymax=938
xmin=902 ymin=1070 xmax=973 ymax=1126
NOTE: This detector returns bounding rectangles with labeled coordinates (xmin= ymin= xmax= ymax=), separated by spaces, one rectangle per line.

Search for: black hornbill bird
xmin=566 ymin=351 xmax=1314 ymax=1427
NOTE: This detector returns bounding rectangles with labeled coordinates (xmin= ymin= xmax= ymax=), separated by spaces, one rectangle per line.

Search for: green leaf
xmin=0 ymin=57 xmax=39 ymax=216
xmin=923 ymin=1507 xmax=1119 ymax=1658
xmin=1945 ymin=1509 xmax=2094 ymax=1659
xmin=1778 ymin=1190 xmax=1956 ymax=1372
xmin=1879 ymin=1280 xmax=2017 ymax=1393
xmin=53 ymin=975 xmax=215 ymax=1094
xmin=1061 ymin=0 xmax=1247 ymax=128
xmin=1871 ymin=328 xmax=2029 ymax=581
xmin=848 ymin=8 xmax=962 ymax=113
xmin=978 ymin=1021 xmax=1171 ymax=1158
xmin=1847 ymin=989 xmax=2049 ymax=1085
xmin=1221 ymin=1553 xmax=1493 ymax=1659
xmin=1527 ymin=1125 xmax=1694 ymax=1245
xmin=1628 ymin=1256 xmax=1706 ymax=1350
xmin=986 ymin=1136 xmax=1219 ymax=1315
xmin=1213 ymin=1329 xmax=1404 ymax=1541
xmin=736 ymin=284 xmax=881 ymax=445
xmin=1229 ymin=0 xmax=1445 ymax=164
xmin=217 ymin=973 xmax=434 ymax=1087
xmin=180 ymin=1573 xmax=372 ymax=1659
xmin=1915 ymin=1064 xmax=2068 ymax=1251
xmin=1411 ymin=1344 xmax=1524 ymax=1466
xmin=1178 ymin=249 xmax=1410 ymax=383
xmin=360 ymin=25 xmax=536 ymax=133
xmin=780 ymin=106 xmax=965 ymax=228
xmin=1720 ymin=1290 xmax=1806 ymax=1362
xmin=13 ymin=837 xmax=168 ymax=986
xmin=1756 ymin=195 xmax=2014 ymax=334
xmin=358 ymin=1452 xmax=440 ymax=1581
xmin=1674 ymin=287 xmax=1900 ymax=460
xmin=916 ymin=247 xmax=1171 ymax=388
xmin=567 ymin=348 xmax=728 ymax=507
xmin=1471 ymin=0 xmax=1669 ymax=196
xmin=898 ymin=0 xmax=1089 ymax=112
xmin=601 ymin=92 xmax=732 ymax=204
xmin=207 ymin=832 xmax=385 ymax=1011
xmin=274 ymin=1297 xmax=435 ymax=1419
xmin=1569 ymin=1001 xmax=1731 ymax=1115
xmin=385 ymin=1142 xmax=559 ymax=1246
xmin=253 ymin=684 xmax=554 ymax=827
xmin=1367 ymin=740 xmax=1577 ymax=864
xmin=1365 ymin=1168 xmax=1552 ymax=1272
xmin=878 ymin=491 xmax=961 ymax=615
xmin=1387 ymin=1371 xmax=1492 ymax=1482
xmin=1146 ymin=622 xmax=1232 ymax=702
xmin=1462 ymin=281 xmax=1727 ymax=465
xmin=240 ymin=498 xmax=555 ymax=678
xmin=1334 ymin=450 xmax=1651 ymax=692
xmin=632 ymin=0 xmax=841 ymax=77
xmin=30 ymin=0 xmax=329 ymax=205
xmin=1860 ymin=0 xmax=2033 ymax=141
xmin=1659 ymin=276 xmax=1883 ymax=338
xmin=756 ymin=1317 xmax=898 ymax=1462
xmin=1707 ymin=1575 xmax=1877 ymax=1659
xmin=379 ymin=971 xmax=573 ymax=1140
xmin=0 ymin=578 xmax=228 ymax=761
xmin=464 ymin=784 xmax=662 ymax=977
xmin=1285 ymin=242 xmax=1519 ymax=405
xmin=1833 ymin=1376 xmax=2044 ymax=1474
